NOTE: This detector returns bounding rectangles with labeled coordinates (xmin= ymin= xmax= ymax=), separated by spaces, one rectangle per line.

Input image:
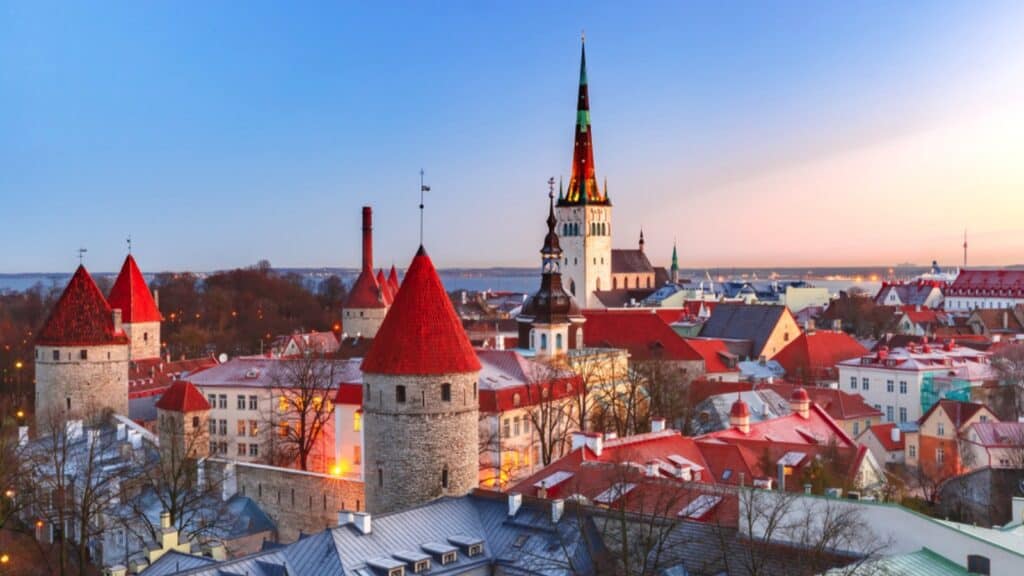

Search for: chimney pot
xmin=550 ymin=499 xmax=564 ymax=523
xmin=508 ymin=493 xmax=523 ymax=516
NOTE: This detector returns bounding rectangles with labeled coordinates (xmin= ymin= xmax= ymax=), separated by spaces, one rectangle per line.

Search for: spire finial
xmin=581 ymin=29 xmax=585 ymax=44
xmin=127 ymin=234 xmax=132 ymax=255
xmin=419 ymin=169 xmax=430 ymax=247
xmin=77 ymin=247 xmax=88 ymax=265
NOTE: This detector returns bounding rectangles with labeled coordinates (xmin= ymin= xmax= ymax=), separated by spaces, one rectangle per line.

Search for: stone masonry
xmin=35 ymin=343 xmax=129 ymax=427
xmin=363 ymin=371 xmax=480 ymax=514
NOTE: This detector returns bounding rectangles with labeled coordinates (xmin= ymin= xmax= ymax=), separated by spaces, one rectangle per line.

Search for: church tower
xmin=518 ymin=184 xmax=585 ymax=359
xmin=35 ymin=266 xmax=129 ymax=427
xmin=108 ymin=254 xmax=163 ymax=361
xmin=361 ymin=246 xmax=481 ymax=514
xmin=556 ymin=37 xmax=612 ymax=309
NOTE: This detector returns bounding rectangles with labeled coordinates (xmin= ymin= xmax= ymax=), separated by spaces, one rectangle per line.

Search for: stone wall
xmin=124 ymin=320 xmax=161 ymax=360
xmin=35 ymin=344 xmax=129 ymax=428
xmin=207 ymin=459 xmax=364 ymax=543
xmin=364 ymin=371 xmax=479 ymax=514
xmin=342 ymin=307 xmax=387 ymax=338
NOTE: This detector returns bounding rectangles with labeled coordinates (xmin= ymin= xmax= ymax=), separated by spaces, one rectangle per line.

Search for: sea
xmin=0 ymin=268 xmax=893 ymax=297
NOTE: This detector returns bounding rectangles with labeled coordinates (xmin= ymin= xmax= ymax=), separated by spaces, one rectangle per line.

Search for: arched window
xmin=441 ymin=383 xmax=452 ymax=402
xmin=576 ymin=327 xmax=584 ymax=348
xmin=441 ymin=465 xmax=449 ymax=489
xmin=556 ymin=333 xmax=563 ymax=350
xmin=540 ymin=334 xmax=547 ymax=350
xmin=473 ymin=383 xmax=477 ymax=400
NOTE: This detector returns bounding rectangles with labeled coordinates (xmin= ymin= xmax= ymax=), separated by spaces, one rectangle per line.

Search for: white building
xmin=945 ymin=269 xmax=1024 ymax=312
xmin=837 ymin=341 xmax=993 ymax=424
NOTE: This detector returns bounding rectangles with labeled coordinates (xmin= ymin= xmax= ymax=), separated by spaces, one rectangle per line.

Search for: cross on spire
xmin=77 ymin=247 xmax=88 ymax=265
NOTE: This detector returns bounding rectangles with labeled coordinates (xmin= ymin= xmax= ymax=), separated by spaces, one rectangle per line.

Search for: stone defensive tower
xmin=360 ymin=246 xmax=481 ymax=514
xmin=107 ymin=254 xmax=163 ymax=361
xmin=35 ymin=265 xmax=129 ymax=428
xmin=155 ymin=380 xmax=211 ymax=464
xmin=342 ymin=206 xmax=389 ymax=338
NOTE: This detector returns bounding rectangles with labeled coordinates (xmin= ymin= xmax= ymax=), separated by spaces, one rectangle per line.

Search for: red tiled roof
xmin=687 ymin=379 xmax=882 ymax=422
xmin=107 ymin=255 xmax=162 ymax=324
xmin=948 ymin=269 xmax=1024 ymax=296
xmin=37 ymin=266 xmax=129 ymax=347
xmin=919 ymin=399 xmax=989 ymax=430
xmin=475 ymin=349 xmax=581 ymax=412
xmin=334 ymin=382 xmax=363 ymax=405
xmin=361 ymin=246 xmax=481 ymax=375
xmin=863 ymin=423 xmax=904 ymax=452
xmin=388 ymin=265 xmax=400 ymax=295
xmin=684 ymin=338 xmax=738 ymax=373
xmin=773 ymin=331 xmax=868 ymax=382
xmin=155 ymin=380 xmax=210 ymax=412
xmin=376 ymin=269 xmax=394 ymax=306
xmin=343 ymin=268 xmax=386 ymax=310
xmin=582 ymin=310 xmax=702 ymax=362
xmin=898 ymin=306 xmax=945 ymax=326
xmin=128 ymin=356 xmax=219 ymax=399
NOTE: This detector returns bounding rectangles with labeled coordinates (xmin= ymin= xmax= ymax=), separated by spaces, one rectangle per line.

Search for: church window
xmin=79 ymin=349 xmax=88 ymax=360
xmin=441 ymin=383 xmax=452 ymax=402
xmin=396 ymin=385 xmax=406 ymax=403
xmin=441 ymin=465 xmax=449 ymax=489
xmin=556 ymin=334 xmax=563 ymax=350
xmin=540 ymin=334 xmax=547 ymax=350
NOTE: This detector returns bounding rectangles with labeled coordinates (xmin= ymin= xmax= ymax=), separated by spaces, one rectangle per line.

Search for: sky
xmin=2 ymin=1 xmax=1024 ymax=273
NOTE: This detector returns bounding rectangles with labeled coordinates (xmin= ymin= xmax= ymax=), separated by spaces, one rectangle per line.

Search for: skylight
xmin=594 ymin=482 xmax=636 ymax=504
xmin=678 ymin=495 xmax=722 ymax=519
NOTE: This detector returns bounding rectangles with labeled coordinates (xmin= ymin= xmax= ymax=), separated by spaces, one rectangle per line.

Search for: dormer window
xmin=441 ymin=552 xmax=457 ymax=565
xmin=467 ymin=544 xmax=483 ymax=557
xmin=389 ymin=569 xmax=405 ymax=576
xmin=414 ymin=560 xmax=430 ymax=573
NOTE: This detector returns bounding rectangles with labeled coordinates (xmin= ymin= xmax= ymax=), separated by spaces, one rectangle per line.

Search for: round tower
xmin=107 ymin=254 xmax=163 ymax=360
xmin=360 ymin=246 xmax=481 ymax=514
xmin=35 ymin=265 xmax=130 ymax=428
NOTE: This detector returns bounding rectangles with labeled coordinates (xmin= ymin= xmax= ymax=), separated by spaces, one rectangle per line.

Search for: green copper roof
xmin=825 ymin=548 xmax=969 ymax=576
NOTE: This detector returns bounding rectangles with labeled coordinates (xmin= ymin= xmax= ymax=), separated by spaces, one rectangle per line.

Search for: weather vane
xmin=419 ymin=169 xmax=430 ymax=246
xmin=127 ymin=234 xmax=132 ymax=254
xmin=77 ymin=247 xmax=88 ymax=265
xmin=548 ymin=177 xmax=555 ymax=199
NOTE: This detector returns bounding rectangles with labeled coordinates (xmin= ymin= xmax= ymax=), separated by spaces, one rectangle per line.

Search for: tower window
xmin=53 ymin=350 xmax=59 ymax=361
xmin=378 ymin=467 xmax=384 ymax=487
xmin=396 ymin=385 xmax=406 ymax=403
xmin=143 ymin=332 xmax=148 ymax=342
xmin=540 ymin=334 xmax=548 ymax=350
xmin=66 ymin=397 xmax=71 ymax=410
xmin=441 ymin=383 xmax=452 ymax=402
xmin=556 ymin=334 xmax=563 ymax=350
xmin=192 ymin=416 xmax=200 ymax=429
xmin=473 ymin=383 xmax=477 ymax=400
xmin=442 ymin=465 xmax=449 ymax=489
xmin=79 ymin=349 xmax=88 ymax=360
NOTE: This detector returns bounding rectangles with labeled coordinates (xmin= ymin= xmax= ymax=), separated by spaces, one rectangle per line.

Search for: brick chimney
xmin=361 ymin=206 xmax=373 ymax=271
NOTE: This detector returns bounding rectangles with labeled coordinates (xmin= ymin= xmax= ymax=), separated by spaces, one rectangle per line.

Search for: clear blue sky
xmin=3 ymin=1 xmax=1024 ymax=273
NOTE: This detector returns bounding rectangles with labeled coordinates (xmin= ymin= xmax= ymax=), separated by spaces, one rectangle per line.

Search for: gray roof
xmin=140 ymin=493 xmax=599 ymax=576
xmin=699 ymin=303 xmax=789 ymax=359
xmin=691 ymin=389 xmax=791 ymax=434
xmin=611 ymin=249 xmax=654 ymax=275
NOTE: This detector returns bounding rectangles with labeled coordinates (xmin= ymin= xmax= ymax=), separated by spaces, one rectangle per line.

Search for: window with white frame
xmin=899 ymin=381 xmax=907 ymax=394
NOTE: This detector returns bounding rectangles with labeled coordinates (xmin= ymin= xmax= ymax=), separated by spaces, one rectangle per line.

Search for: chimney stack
xmin=353 ymin=512 xmax=372 ymax=534
xmin=508 ymin=493 xmax=522 ymax=517
xmin=361 ymin=206 xmax=373 ymax=271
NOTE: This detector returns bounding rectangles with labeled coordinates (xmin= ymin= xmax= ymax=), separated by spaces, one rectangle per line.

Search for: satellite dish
xmin=218 ymin=353 xmax=228 ymax=364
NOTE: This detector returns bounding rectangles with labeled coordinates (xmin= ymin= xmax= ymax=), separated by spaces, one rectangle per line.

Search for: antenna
xmin=419 ymin=169 xmax=431 ymax=246
xmin=77 ymin=247 xmax=88 ymax=265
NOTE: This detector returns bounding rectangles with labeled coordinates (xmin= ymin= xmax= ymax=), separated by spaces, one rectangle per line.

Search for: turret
xmin=342 ymin=206 xmax=388 ymax=338
xmin=108 ymin=254 xmax=163 ymax=360
xmin=361 ymin=246 xmax=481 ymax=514
xmin=729 ymin=396 xmax=750 ymax=434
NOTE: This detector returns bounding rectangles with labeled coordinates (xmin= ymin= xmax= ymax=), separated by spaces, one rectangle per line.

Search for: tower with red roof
xmin=556 ymin=37 xmax=613 ymax=308
xmin=342 ymin=207 xmax=389 ymax=338
xmin=361 ymin=245 xmax=482 ymax=514
xmin=518 ymin=184 xmax=585 ymax=358
xmin=34 ymin=265 xmax=130 ymax=426
xmin=107 ymin=254 xmax=163 ymax=360
xmin=155 ymin=380 xmax=211 ymax=462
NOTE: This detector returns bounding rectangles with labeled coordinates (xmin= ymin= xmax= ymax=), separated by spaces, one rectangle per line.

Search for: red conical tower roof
xmin=376 ymin=268 xmax=394 ymax=306
xmin=155 ymin=380 xmax=210 ymax=412
xmin=362 ymin=247 xmax=480 ymax=375
xmin=107 ymin=255 xmax=162 ymax=323
xmin=344 ymin=268 xmax=386 ymax=309
xmin=388 ymin=265 xmax=400 ymax=295
xmin=37 ymin=266 xmax=129 ymax=347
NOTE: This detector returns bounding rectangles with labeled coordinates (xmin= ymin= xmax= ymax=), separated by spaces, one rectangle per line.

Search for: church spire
xmin=671 ymin=241 xmax=679 ymax=284
xmin=563 ymin=36 xmax=606 ymax=206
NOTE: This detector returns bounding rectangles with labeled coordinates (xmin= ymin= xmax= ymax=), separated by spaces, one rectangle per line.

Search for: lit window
xmin=238 ymin=443 xmax=247 ymax=456
xmin=279 ymin=396 xmax=289 ymax=412
xmin=249 ymin=420 xmax=258 ymax=437
xmin=354 ymin=410 xmax=362 ymax=431
xmin=237 ymin=421 xmax=246 ymax=436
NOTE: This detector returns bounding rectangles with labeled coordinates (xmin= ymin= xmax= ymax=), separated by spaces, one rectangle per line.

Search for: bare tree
xmin=522 ymin=362 xmax=578 ymax=467
xmin=27 ymin=408 xmax=127 ymax=576
xmin=265 ymin=353 xmax=340 ymax=471
xmin=591 ymin=363 xmax=648 ymax=438
xmin=124 ymin=409 xmax=229 ymax=551
xmin=634 ymin=356 xmax=694 ymax=434
xmin=716 ymin=488 xmax=891 ymax=576
xmin=0 ymin=397 xmax=28 ymax=534
xmin=991 ymin=342 xmax=1024 ymax=421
